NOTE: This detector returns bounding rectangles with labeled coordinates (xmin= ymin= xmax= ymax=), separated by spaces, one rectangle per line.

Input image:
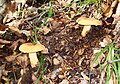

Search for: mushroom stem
xmin=81 ymin=26 xmax=91 ymax=37
xmin=29 ymin=53 xmax=39 ymax=68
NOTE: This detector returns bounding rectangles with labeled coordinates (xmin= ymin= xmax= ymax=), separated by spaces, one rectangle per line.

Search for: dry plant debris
xmin=0 ymin=0 xmax=119 ymax=84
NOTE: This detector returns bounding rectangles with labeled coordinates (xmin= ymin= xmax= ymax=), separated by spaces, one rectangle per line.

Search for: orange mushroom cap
xmin=19 ymin=43 xmax=45 ymax=53
xmin=76 ymin=17 xmax=102 ymax=26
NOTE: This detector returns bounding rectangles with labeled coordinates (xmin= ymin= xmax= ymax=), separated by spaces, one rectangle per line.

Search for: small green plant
xmin=33 ymin=1 xmax=54 ymax=43
xmin=35 ymin=55 xmax=47 ymax=84
xmin=92 ymin=41 xmax=120 ymax=84
xmin=63 ymin=0 xmax=103 ymax=20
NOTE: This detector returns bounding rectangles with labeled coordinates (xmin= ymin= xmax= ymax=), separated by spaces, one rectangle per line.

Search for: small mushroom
xmin=19 ymin=43 xmax=46 ymax=68
xmin=76 ymin=17 xmax=102 ymax=37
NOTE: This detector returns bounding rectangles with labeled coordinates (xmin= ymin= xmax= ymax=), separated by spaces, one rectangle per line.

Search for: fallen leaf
xmin=81 ymin=72 xmax=90 ymax=80
xmin=99 ymin=35 xmax=112 ymax=47
xmin=58 ymin=74 xmax=65 ymax=79
xmin=41 ymin=48 xmax=49 ymax=54
xmin=59 ymin=79 xmax=69 ymax=84
xmin=9 ymin=26 xmax=22 ymax=34
xmin=78 ymin=48 xmax=85 ymax=55
xmin=0 ymin=24 xmax=7 ymax=31
xmin=53 ymin=58 xmax=60 ymax=65
xmin=78 ymin=57 xmax=85 ymax=66
xmin=5 ymin=55 xmax=16 ymax=62
xmin=0 ymin=39 xmax=12 ymax=44
xmin=80 ymin=79 xmax=88 ymax=84
xmin=41 ymin=26 xmax=51 ymax=35
xmin=16 ymin=54 xmax=29 ymax=67
xmin=90 ymin=48 xmax=105 ymax=67
xmin=103 ymin=0 xmax=118 ymax=17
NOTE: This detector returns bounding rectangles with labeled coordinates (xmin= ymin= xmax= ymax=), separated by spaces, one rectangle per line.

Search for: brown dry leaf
xmin=6 ymin=19 xmax=23 ymax=27
xmin=108 ymin=72 xmax=117 ymax=84
xmin=80 ymin=79 xmax=88 ymax=84
xmin=9 ymin=26 xmax=22 ymax=34
xmin=78 ymin=57 xmax=85 ymax=66
xmin=57 ymin=0 xmax=72 ymax=7
xmin=0 ymin=39 xmax=11 ymax=44
xmin=103 ymin=6 xmax=112 ymax=17
xmin=115 ymin=2 xmax=120 ymax=15
xmin=78 ymin=48 xmax=85 ymax=55
xmin=3 ymin=15 xmax=8 ymax=24
xmin=70 ymin=11 xmax=75 ymax=18
xmin=59 ymin=79 xmax=69 ymax=84
xmin=53 ymin=58 xmax=60 ymax=65
xmin=0 ymin=44 xmax=4 ymax=48
xmin=99 ymin=35 xmax=112 ymax=47
xmin=7 ymin=1 xmax=16 ymax=13
xmin=41 ymin=26 xmax=51 ymax=35
xmin=4 ymin=1 xmax=19 ymax=20
xmin=5 ymin=55 xmax=16 ymax=62
xmin=6 ymin=19 xmax=23 ymax=34
xmin=103 ymin=0 xmax=118 ymax=17
xmin=81 ymin=72 xmax=90 ymax=80
xmin=15 ymin=0 xmax=27 ymax=7
xmin=51 ymin=20 xmax=61 ymax=29
xmin=112 ymin=14 xmax=120 ymax=23
xmin=113 ymin=1 xmax=120 ymax=24
xmin=14 ymin=0 xmax=27 ymax=5
xmin=16 ymin=54 xmax=29 ymax=67
xmin=32 ymin=73 xmax=43 ymax=84
xmin=21 ymin=30 xmax=31 ymax=37
xmin=0 ymin=24 xmax=7 ymax=31
xmin=90 ymin=48 xmax=105 ymax=67
xmin=0 ymin=64 xmax=5 ymax=78
xmin=41 ymin=48 xmax=49 ymax=54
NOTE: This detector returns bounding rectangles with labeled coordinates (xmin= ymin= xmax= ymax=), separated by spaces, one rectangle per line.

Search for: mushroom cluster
xmin=76 ymin=17 xmax=102 ymax=37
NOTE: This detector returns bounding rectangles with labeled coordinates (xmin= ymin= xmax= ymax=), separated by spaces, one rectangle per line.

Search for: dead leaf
xmin=103 ymin=0 xmax=118 ymax=17
xmin=90 ymin=48 xmax=105 ymax=67
xmin=53 ymin=58 xmax=60 ymax=65
xmin=59 ymin=79 xmax=69 ymax=84
xmin=99 ymin=35 xmax=112 ymax=47
xmin=6 ymin=19 xmax=23 ymax=27
xmin=5 ymin=55 xmax=16 ymax=62
xmin=78 ymin=57 xmax=85 ymax=66
xmin=80 ymin=79 xmax=88 ymax=84
xmin=16 ymin=54 xmax=29 ymax=67
xmin=78 ymin=48 xmax=85 ymax=55
xmin=51 ymin=20 xmax=60 ymax=29
xmin=0 ymin=39 xmax=11 ymax=44
xmin=81 ymin=72 xmax=90 ymax=80
xmin=41 ymin=48 xmax=49 ymax=54
xmin=0 ymin=24 xmax=7 ymax=31
xmin=14 ymin=0 xmax=27 ymax=6
xmin=41 ymin=26 xmax=51 ymax=35
xmin=9 ymin=26 xmax=22 ymax=34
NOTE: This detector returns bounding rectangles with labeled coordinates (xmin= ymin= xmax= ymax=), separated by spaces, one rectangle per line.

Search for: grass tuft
xmin=92 ymin=41 xmax=120 ymax=83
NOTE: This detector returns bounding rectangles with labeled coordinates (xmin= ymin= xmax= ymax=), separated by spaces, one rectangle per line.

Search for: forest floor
xmin=0 ymin=0 xmax=120 ymax=84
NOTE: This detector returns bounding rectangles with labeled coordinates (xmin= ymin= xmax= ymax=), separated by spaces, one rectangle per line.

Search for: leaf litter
xmin=0 ymin=0 xmax=119 ymax=84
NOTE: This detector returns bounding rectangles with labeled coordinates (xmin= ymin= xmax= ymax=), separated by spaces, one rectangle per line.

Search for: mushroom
xmin=76 ymin=17 xmax=102 ymax=37
xmin=19 ymin=43 xmax=46 ymax=68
